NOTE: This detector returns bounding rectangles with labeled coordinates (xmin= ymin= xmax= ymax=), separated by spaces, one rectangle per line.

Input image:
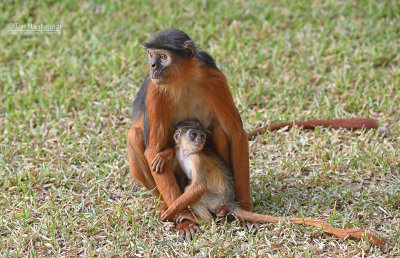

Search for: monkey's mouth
xmin=151 ymin=70 xmax=169 ymax=85
xmin=193 ymin=141 xmax=205 ymax=149
xmin=151 ymin=74 xmax=162 ymax=79
xmin=151 ymin=76 xmax=168 ymax=85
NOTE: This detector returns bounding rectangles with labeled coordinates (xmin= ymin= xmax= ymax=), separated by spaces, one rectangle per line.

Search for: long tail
xmin=234 ymin=209 xmax=384 ymax=247
xmin=247 ymin=118 xmax=378 ymax=137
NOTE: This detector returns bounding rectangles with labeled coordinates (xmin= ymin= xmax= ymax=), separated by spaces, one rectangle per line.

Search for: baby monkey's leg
xmin=190 ymin=201 xmax=214 ymax=220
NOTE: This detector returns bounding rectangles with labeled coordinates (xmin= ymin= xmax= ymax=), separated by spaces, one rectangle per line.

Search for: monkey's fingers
xmin=253 ymin=222 xmax=261 ymax=231
xmin=187 ymin=226 xmax=197 ymax=241
xmin=150 ymin=157 xmax=159 ymax=172
xmin=157 ymin=203 xmax=168 ymax=219
xmin=241 ymin=220 xmax=261 ymax=233
xmin=157 ymin=160 xmax=166 ymax=174
xmin=175 ymin=210 xmax=199 ymax=224
xmin=151 ymin=155 xmax=165 ymax=173
xmin=150 ymin=158 xmax=158 ymax=172
xmin=154 ymin=160 xmax=163 ymax=174
xmin=160 ymin=209 xmax=172 ymax=221
xmin=216 ymin=216 xmax=226 ymax=224
xmin=176 ymin=220 xmax=199 ymax=241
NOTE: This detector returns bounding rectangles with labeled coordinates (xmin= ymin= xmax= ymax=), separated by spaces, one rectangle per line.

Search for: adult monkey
xmin=127 ymin=29 xmax=377 ymax=238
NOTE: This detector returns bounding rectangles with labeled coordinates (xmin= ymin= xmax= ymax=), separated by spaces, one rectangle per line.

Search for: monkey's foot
xmin=240 ymin=220 xmax=261 ymax=233
xmin=215 ymin=205 xmax=230 ymax=224
xmin=176 ymin=220 xmax=199 ymax=240
xmin=175 ymin=210 xmax=199 ymax=240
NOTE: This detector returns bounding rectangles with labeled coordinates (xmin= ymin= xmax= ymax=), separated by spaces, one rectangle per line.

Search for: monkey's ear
xmin=183 ymin=40 xmax=195 ymax=57
xmin=173 ymin=130 xmax=182 ymax=143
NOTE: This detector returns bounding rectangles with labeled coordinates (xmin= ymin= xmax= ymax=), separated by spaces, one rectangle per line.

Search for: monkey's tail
xmin=247 ymin=118 xmax=378 ymax=137
xmin=233 ymin=209 xmax=384 ymax=247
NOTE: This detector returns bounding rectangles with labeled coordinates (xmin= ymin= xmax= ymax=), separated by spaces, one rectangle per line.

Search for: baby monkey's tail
xmin=233 ymin=208 xmax=384 ymax=247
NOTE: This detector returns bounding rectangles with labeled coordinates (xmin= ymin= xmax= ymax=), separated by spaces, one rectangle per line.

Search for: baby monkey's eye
xmin=160 ymin=54 xmax=167 ymax=60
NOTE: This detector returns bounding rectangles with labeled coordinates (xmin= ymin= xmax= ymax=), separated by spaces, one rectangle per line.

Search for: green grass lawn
xmin=1 ymin=0 xmax=399 ymax=256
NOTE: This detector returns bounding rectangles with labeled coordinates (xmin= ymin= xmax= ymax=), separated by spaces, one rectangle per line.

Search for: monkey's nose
xmin=151 ymin=63 xmax=156 ymax=70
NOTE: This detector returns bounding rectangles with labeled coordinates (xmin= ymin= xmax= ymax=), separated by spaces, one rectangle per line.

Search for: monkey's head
xmin=173 ymin=119 xmax=208 ymax=152
xmin=143 ymin=29 xmax=196 ymax=85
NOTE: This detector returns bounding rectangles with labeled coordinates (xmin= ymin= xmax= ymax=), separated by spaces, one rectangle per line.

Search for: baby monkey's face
xmin=186 ymin=128 xmax=206 ymax=151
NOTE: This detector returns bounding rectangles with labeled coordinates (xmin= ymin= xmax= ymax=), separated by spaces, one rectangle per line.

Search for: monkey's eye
xmin=148 ymin=51 xmax=153 ymax=58
xmin=160 ymin=54 xmax=167 ymax=60
xmin=190 ymin=131 xmax=197 ymax=139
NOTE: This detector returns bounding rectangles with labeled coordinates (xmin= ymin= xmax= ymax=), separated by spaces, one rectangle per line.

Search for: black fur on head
xmin=175 ymin=119 xmax=205 ymax=131
xmin=143 ymin=29 xmax=194 ymax=57
xmin=174 ymin=119 xmax=207 ymax=145
xmin=143 ymin=29 xmax=219 ymax=70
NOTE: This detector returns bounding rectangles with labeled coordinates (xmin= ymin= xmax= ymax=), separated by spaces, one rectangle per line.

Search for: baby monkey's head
xmin=174 ymin=119 xmax=208 ymax=152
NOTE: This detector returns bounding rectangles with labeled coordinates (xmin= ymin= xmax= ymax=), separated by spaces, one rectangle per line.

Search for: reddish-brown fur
xmin=127 ymin=57 xmax=252 ymax=232
xmin=248 ymin=118 xmax=378 ymax=137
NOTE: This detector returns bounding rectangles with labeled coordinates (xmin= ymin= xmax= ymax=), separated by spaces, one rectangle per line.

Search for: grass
xmin=1 ymin=0 xmax=399 ymax=256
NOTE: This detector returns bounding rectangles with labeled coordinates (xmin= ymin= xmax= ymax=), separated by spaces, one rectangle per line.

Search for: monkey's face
xmin=174 ymin=128 xmax=206 ymax=152
xmin=187 ymin=129 xmax=206 ymax=151
xmin=147 ymin=49 xmax=178 ymax=85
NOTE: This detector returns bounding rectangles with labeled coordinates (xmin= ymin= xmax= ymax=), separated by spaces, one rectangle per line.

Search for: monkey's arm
xmin=151 ymin=148 xmax=174 ymax=174
xmin=144 ymin=83 xmax=186 ymax=209
xmin=160 ymin=180 xmax=206 ymax=221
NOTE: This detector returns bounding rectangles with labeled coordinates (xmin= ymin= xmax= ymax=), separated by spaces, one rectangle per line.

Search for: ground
xmin=0 ymin=0 xmax=399 ymax=256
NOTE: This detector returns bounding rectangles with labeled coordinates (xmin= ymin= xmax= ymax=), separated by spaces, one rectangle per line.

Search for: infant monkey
xmin=152 ymin=119 xmax=383 ymax=246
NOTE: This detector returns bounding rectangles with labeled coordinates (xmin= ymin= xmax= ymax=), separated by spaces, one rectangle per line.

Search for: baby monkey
xmin=152 ymin=119 xmax=383 ymax=246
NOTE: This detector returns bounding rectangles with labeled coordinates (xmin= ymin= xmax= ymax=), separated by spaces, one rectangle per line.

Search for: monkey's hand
xmin=160 ymin=206 xmax=176 ymax=221
xmin=151 ymin=148 xmax=174 ymax=173
xmin=174 ymin=210 xmax=199 ymax=240
xmin=157 ymin=202 xmax=168 ymax=218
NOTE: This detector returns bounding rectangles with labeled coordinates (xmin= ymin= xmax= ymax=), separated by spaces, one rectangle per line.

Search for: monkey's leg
xmin=127 ymin=126 xmax=160 ymax=197
xmin=159 ymin=180 xmax=206 ymax=221
xmin=190 ymin=201 xmax=213 ymax=220
xmin=212 ymin=125 xmax=251 ymax=211
xmin=212 ymin=125 xmax=230 ymax=163
xmin=231 ymin=131 xmax=251 ymax=211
